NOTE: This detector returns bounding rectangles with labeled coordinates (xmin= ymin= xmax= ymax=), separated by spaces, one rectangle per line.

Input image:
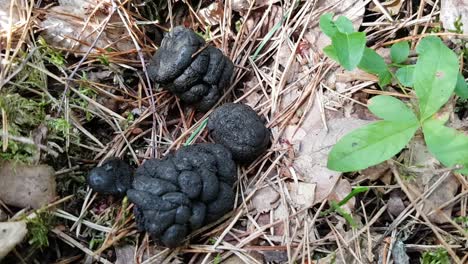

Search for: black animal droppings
xmin=208 ymin=103 xmax=270 ymax=163
xmin=127 ymin=143 xmax=237 ymax=248
xmin=87 ymin=159 xmax=133 ymax=195
xmin=147 ymin=26 xmax=234 ymax=111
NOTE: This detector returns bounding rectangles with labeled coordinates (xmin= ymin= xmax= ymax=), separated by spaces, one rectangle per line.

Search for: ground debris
xmin=40 ymin=0 xmax=134 ymax=54
xmin=293 ymin=117 xmax=371 ymax=205
xmin=0 ymin=221 xmax=28 ymax=260
xmin=441 ymin=0 xmax=468 ymax=33
xmin=0 ymin=161 xmax=56 ymax=209
xmin=401 ymin=136 xmax=460 ymax=224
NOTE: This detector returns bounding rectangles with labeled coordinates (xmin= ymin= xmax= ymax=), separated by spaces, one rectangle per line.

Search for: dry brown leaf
xmin=286 ymin=182 xmax=316 ymax=209
xmin=0 ymin=0 xmax=21 ymax=34
xmin=359 ymin=162 xmax=391 ymax=182
xmin=387 ymin=190 xmax=406 ymax=217
xmin=0 ymin=221 xmax=27 ymax=260
xmin=197 ymin=2 xmax=223 ymax=26
xmin=392 ymin=240 xmax=410 ymax=264
xmin=276 ymin=42 xmax=301 ymax=84
xmin=0 ymin=0 xmax=32 ymax=45
xmin=441 ymin=0 xmax=468 ymax=33
xmin=402 ymin=136 xmax=460 ymax=224
xmin=244 ymin=5 xmax=283 ymax=38
xmin=293 ymin=117 xmax=372 ymax=205
xmin=0 ymin=161 xmax=56 ymax=209
xmin=273 ymin=201 xmax=289 ymax=221
xmin=40 ymin=0 xmax=133 ymax=54
xmin=231 ymin=0 xmax=250 ymax=12
xmin=250 ymin=186 xmax=280 ymax=213
xmin=280 ymin=99 xmax=323 ymax=144
xmin=261 ymin=250 xmax=288 ymax=263
xmin=115 ymin=245 xmax=135 ymax=264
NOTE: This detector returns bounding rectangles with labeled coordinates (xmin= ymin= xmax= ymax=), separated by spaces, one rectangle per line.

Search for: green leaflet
xmin=378 ymin=71 xmax=392 ymax=88
xmin=390 ymin=41 xmax=410 ymax=64
xmin=422 ymin=118 xmax=468 ymax=175
xmin=323 ymin=45 xmax=338 ymax=61
xmin=332 ymin=31 xmax=366 ymax=71
xmin=358 ymin=48 xmax=391 ymax=88
xmin=367 ymin=95 xmax=418 ymax=122
xmin=413 ymin=36 xmax=459 ymax=120
xmin=454 ymin=73 xmax=468 ymax=99
xmin=334 ymin=16 xmax=355 ymax=33
xmin=396 ymin=65 xmax=415 ymax=87
xmin=358 ymin=48 xmax=388 ymax=76
xmin=327 ymin=120 xmax=419 ymax=172
xmin=319 ymin=13 xmax=337 ymax=38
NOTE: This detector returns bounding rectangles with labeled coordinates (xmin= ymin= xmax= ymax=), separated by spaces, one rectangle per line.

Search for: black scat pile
xmin=127 ymin=143 xmax=237 ymax=248
xmin=208 ymin=103 xmax=270 ymax=163
xmin=147 ymin=26 xmax=234 ymax=111
xmin=87 ymin=159 xmax=133 ymax=196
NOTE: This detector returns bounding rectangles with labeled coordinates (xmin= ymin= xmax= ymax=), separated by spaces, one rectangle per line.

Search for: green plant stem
xmin=184 ymin=119 xmax=208 ymax=146
xmin=320 ymin=186 xmax=369 ymax=221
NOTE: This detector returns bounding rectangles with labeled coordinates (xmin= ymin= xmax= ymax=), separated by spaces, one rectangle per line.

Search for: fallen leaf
xmin=293 ymin=117 xmax=372 ymax=205
xmin=244 ymin=5 xmax=283 ymax=38
xmin=0 ymin=161 xmax=56 ymax=209
xmin=115 ymin=245 xmax=135 ymax=264
xmin=261 ymin=250 xmax=288 ymax=263
xmin=0 ymin=0 xmax=22 ymax=34
xmin=197 ymin=2 xmax=223 ymax=26
xmin=280 ymin=98 xmax=324 ymax=144
xmin=387 ymin=190 xmax=406 ymax=217
xmin=231 ymin=0 xmax=250 ymax=12
xmin=40 ymin=0 xmax=134 ymax=54
xmin=286 ymin=182 xmax=316 ymax=209
xmin=272 ymin=202 xmax=288 ymax=235
xmin=250 ymin=186 xmax=280 ymax=213
xmin=402 ymin=136 xmax=460 ymax=224
xmin=359 ymin=162 xmax=391 ymax=182
xmin=391 ymin=240 xmax=410 ymax=264
xmin=0 ymin=221 xmax=28 ymax=260
xmin=441 ymin=0 xmax=468 ymax=34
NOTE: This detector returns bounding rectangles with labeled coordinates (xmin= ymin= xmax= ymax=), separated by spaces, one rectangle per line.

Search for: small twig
xmin=51 ymin=228 xmax=112 ymax=264
xmin=0 ymin=131 xmax=60 ymax=157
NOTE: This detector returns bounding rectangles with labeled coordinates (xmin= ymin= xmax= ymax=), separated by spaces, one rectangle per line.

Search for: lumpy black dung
xmin=147 ymin=26 xmax=234 ymax=111
xmin=87 ymin=159 xmax=133 ymax=195
xmin=208 ymin=103 xmax=270 ymax=163
xmin=126 ymin=144 xmax=237 ymax=247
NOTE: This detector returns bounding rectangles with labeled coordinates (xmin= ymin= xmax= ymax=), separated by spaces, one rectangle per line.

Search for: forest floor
xmin=0 ymin=0 xmax=467 ymax=263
